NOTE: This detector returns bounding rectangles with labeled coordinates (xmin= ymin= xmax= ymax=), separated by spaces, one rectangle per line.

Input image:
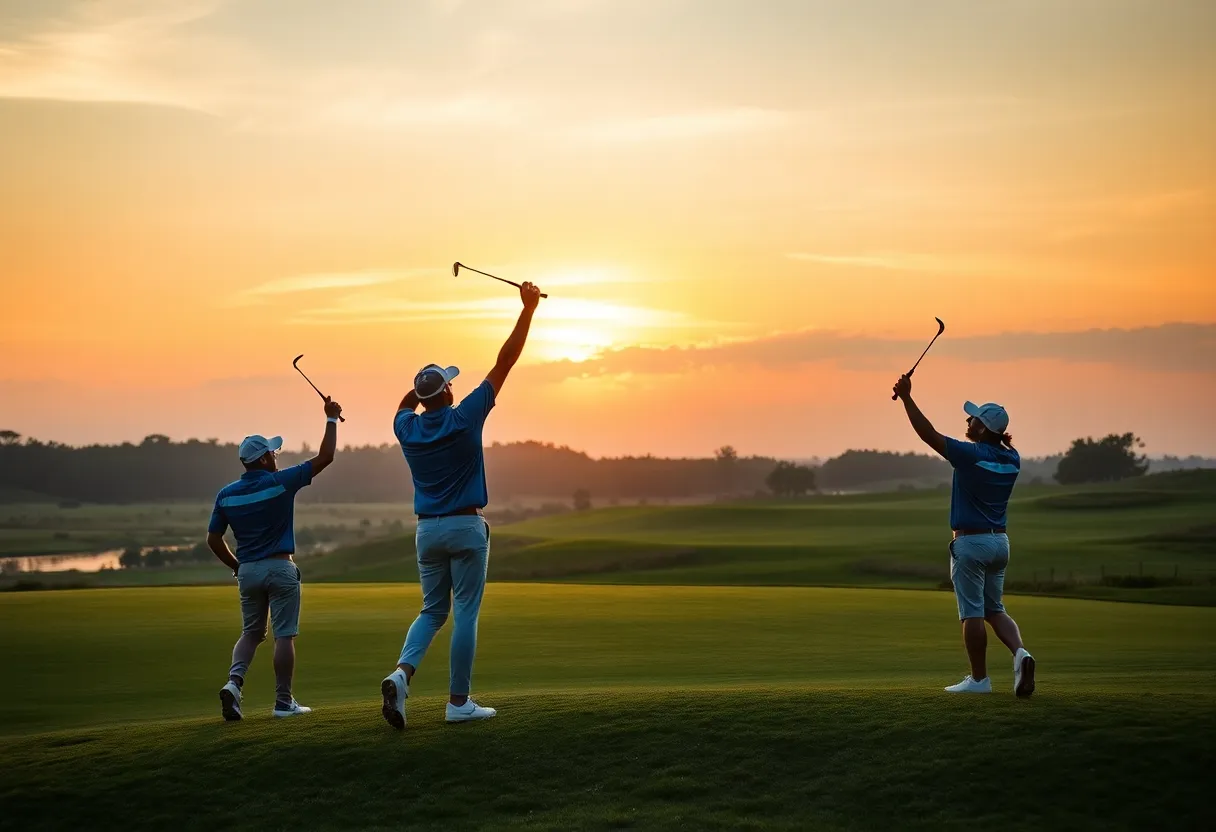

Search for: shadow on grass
xmin=1 ymin=688 xmax=1212 ymax=831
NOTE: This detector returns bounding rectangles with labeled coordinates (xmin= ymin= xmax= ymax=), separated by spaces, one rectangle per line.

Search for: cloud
xmin=787 ymin=252 xmax=946 ymax=271
xmin=0 ymin=1 xmax=528 ymax=130
xmin=307 ymin=91 xmax=525 ymax=131
xmin=571 ymin=107 xmax=792 ymax=143
xmin=240 ymin=270 xmax=418 ymax=298
xmin=785 ymin=252 xmax=1018 ymax=276
xmin=520 ymin=323 xmax=1216 ymax=382
xmin=0 ymin=0 xmax=230 ymax=112
xmin=289 ymin=296 xmax=692 ymax=327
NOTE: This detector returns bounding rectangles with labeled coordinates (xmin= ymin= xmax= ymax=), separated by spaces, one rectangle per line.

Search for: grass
xmin=0 ymin=501 xmax=413 ymax=557
xmin=297 ymin=471 xmax=1216 ymax=605
xmin=3 ymin=690 xmax=1212 ymax=831
xmin=0 ymin=584 xmax=1213 ymax=829
xmin=7 ymin=473 xmax=1215 ymax=605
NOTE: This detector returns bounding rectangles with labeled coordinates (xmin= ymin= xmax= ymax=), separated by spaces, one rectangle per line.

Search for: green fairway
xmin=3 ymin=584 xmax=1213 ymax=735
xmin=304 ymin=471 xmax=1216 ymax=605
xmin=7 ymin=473 xmax=1213 ymax=606
xmin=1 ymin=584 xmax=1213 ymax=829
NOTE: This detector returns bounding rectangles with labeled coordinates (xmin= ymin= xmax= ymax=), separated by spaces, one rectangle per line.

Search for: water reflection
xmin=0 ymin=550 xmax=124 ymax=573
xmin=1 ymin=543 xmax=339 ymax=574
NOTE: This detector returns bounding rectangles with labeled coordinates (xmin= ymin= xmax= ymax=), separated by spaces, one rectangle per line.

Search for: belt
xmin=417 ymin=506 xmax=484 ymax=520
xmin=953 ymin=528 xmax=1006 ymax=539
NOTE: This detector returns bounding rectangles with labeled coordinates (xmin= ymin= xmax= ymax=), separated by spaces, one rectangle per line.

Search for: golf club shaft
xmin=892 ymin=331 xmax=945 ymax=400
xmin=462 ymin=265 xmax=549 ymax=298
xmin=294 ymin=366 xmax=346 ymax=421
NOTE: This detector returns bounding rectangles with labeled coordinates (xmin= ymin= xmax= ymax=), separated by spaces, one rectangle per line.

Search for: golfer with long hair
xmin=893 ymin=374 xmax=1036 ymax=696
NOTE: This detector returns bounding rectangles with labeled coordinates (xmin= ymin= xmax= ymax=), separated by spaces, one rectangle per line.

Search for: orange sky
xmin=1 ymin=0 xmax=1214 ymax=458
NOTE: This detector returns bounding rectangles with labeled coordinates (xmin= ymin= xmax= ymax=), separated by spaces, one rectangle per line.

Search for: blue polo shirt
xmin=208 ymin=462 xmax=313 ymax=563
xmin=944 ymin=438 xmax=1020 ymax=530
xmin=394 ymin=380 xmax=496 ymax=516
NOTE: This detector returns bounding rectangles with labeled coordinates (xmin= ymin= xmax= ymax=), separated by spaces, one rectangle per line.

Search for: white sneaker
xmin=219 ymin=681 xmax=243 ymax=722
xmin=944 ymin=675 xmax=992 ymax=693
xmin=446 ymin=699 xmax=497 ymax=723
xmin=272 ymin=699 xmax=312 ymax=718
xmin=381 ymin=669 xmax=409 ymax=730
xmin=1014 ymin=648 xmax=1036 ymax=698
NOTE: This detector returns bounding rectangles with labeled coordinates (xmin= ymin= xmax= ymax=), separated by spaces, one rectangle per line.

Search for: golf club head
xmin=452 ymin=262 xmax=462 ymax=277
xmin=292 ymin=354 xmax=304 ymax=368
xmin=935 ymin=317 xmax=946 ymax=334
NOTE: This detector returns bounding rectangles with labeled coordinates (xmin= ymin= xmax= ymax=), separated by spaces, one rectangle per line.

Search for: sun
xmin=531 ymin=325 xmax=616 ymax=363
xmin=527 ymin=296 xmax=668 ymax=363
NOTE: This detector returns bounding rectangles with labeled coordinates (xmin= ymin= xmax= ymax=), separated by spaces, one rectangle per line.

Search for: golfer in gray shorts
xmin=894 ymin=373 xmax=1036 ymax=697
xmin=206 ymin=396 xmax=343 ymax=720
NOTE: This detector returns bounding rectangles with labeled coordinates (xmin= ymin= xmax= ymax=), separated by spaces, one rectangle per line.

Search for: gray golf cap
xmin=414 ymin=364 xmax=460 ymax=400
xmin=239 ymin=434 xmax=284 ymax=463
xmin=963 ymin=401 xmax=1009 ymax=434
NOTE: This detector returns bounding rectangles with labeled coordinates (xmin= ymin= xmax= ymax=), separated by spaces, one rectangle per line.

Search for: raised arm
xmin=397 ymin=389 xmax=420 ymax=414
xmin=309 ymin=398 xmax=343 ymax=475
xmin=893 ymin=374 xmax=947 ymax=459
xmin=485 ymin=281 xmax=543 ymax=395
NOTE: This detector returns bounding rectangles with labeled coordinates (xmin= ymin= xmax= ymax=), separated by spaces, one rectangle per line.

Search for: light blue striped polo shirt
xmin=943 ymin=438 xmax=1020 ymax=530
xmin=208 ymin=462 xmax=313 ymax=563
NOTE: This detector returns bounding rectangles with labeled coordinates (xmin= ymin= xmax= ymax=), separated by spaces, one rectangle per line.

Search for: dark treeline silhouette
xmin=0 ymin=434 xmax=776 ymax=504
xmin=817 ymin=450 xmax=949 ymax=490
xmin=2 ymin=430 xmax=1195 ymax=504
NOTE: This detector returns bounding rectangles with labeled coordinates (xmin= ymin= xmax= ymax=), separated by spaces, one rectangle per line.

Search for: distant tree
xmin=1055 ymin=433 xmax=1148 ymax=485
xmin=715 ymin=446 xmax=738 ymax=463
xmin=573 ymin=488 xmax=593 ymax=511
xmin=0 ymin=430 xmax=20 ymax=446
xmin=715 ymin=445 xmax=739 ymax=494
xmin=143 ymin=548 xmax=169 ymax=568
xmin=817 ymin=450 xmax=948 ymax=491
xmin=119 ymin=548 xmax=144 ymax=569
xmin=765 ymin=461 xmax=817 ymax=497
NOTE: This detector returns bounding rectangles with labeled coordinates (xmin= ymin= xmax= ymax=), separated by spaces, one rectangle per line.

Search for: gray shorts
xmin=237 ymin=557 xmax=302 ymax=639
xmin=949 ymin=533 xmax=1009 ymax=620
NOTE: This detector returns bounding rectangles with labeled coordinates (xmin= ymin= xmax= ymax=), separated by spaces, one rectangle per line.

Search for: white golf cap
xmin=238 ymin=434 xmax=283 ymax=463
xmin=414 ymin=364 xmax=460 ymax=400
xmin=963 ymin=401 xmax=1009 ymax=434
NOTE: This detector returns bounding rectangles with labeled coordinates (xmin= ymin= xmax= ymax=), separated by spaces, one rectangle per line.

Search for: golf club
xmin=892 ymin=317 xmax=946 ymax=400
xmin=452 ymin=262 xmax=548 ymax=298
xmin=292 ymin=354 xmax=345 ymax=421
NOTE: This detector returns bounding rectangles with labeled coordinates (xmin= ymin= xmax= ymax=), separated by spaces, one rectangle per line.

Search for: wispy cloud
xmin=572 ymin=107 xmax=792 ymax=143
xmin=0 ymin=1 xmax=527 ymax=130
xmin=0 ymin=0 xmax=230 ymax=112
xmin=307 ymin=92 xmax=525 ymax=131
xmin=1061 ymin=189 xmax=1212 ymax=222
xmin=241 ymin=270 xmax=418 ymax=298
xmin=290 ymin=296 xmax=692 ymax=327
xmin=786 ymin=252 xmax=1017 ymax=276
xmin=786 ymin=252 xmax=944 ymax=271
xmin=520 ymin=323 xmax=1216 ymax=382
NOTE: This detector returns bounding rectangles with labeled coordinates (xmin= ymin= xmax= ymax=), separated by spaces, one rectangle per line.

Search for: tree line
xmin=0 ymin=429 xmax=1164 ymax=505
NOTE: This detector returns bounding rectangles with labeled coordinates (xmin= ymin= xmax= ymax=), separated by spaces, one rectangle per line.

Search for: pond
xmin=0 ymin=550 xmax=125 ymax=573
xmin=0 ymin=543 xmax=339 ymax=574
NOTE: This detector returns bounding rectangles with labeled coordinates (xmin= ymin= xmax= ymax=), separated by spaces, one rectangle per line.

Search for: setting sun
xmin=0 ymin=0 xmax=1213 ymax=458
